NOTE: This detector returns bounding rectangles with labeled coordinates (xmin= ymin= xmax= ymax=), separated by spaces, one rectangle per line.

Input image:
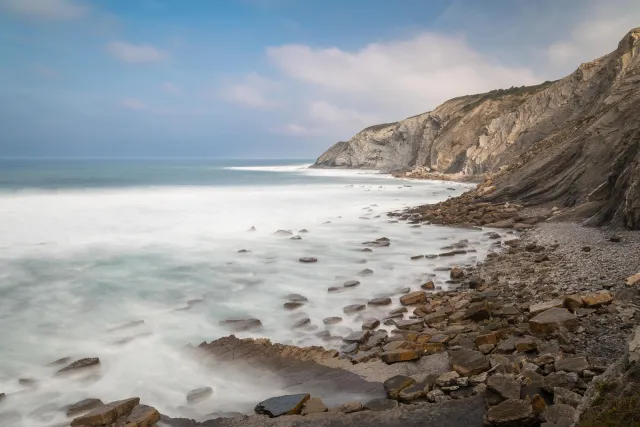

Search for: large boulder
xmin=254 ymin=393 xmax=311 ymax=417
xmin=71 ymin=398 xmax=140 ymax=426
xmin=529 ymin=308 xmax=578 ymax=335
xmin=125 ymin=404 xmax=160 ymax=427
xmin=65 ymin=398 xmax=103 ymax=417
xmin=383 ymin=375 xmax=416 ymax=399
xmin=400 ymin=291 xmax=427 ymax=306
xmin=484 ymin=398 xmax=536 ymax=427
xmin=487 ymin=374 xmax=521 ymax=401
xmin=449 ymin=349 xmax=491 ymax=376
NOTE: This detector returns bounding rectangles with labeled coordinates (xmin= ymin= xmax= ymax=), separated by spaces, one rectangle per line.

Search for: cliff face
xmin=314 ymin=28 xmax=640 ymax=229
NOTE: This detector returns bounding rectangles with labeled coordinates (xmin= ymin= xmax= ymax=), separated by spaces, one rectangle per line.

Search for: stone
xmin=333 ymin=401 xmax=363 ymax=414
xmin=529 ymin=299 xmax=564 ymax=315
xmin=400 ymin=291 xmax=427 ymax=305
xmin=219 ymin=318 xmax=262 ymax=331
xmin=484 ymin=398 xmax=535 ymax=427
xmin=187 ymin=387 xmax=213 ymax=403
xmin=274 ymin=230 xmax=293 ymax=236
xmin=292 ymin=318 xmax=311 ymax=328
xmin=529 ymin=308 xmax=578 ymax=335
xmin=554 ymin=356 xmax=589 ymax=374
xmin=450 ymin=267 xmax=465 ymax=280
xmin=421 ymin=281 xmax=435 ymax=290
xmin=290 ymin=235 xmax=302 ymax=240
xmin=476 ymin=331 xmax=499 ymax=347
xmin=394 ymin=318 xmax=424 ymax=331
xmin=411 ymin=255 xmax=425 ymax=260
xmin=380 ymin=349 xmax=420 ymax=364
xmin=368 ymin=297 xmax=392 ymax=306
xmin=287 ymin=294 xmax=308 ymax=302
xmin=423 ymin=311 xmax=448 ymax=325
xmin=544 ymin=404 xmax=576 ymax=424
xmin=609 ymin=235 xmax=621 ymax=242
xmin=343 ymin=280 xmax=360 ymax=288
xmin=515 ymin=336 xmax=537 ymax=352
xmin=254 ymin=393 xmax=311 ymax=417
xmin=426 ymin=389 xmax=448 ymax=403
xmin=553 ymin=387 xmax=582 ymax=408
xmin=125 ymin=404 xmax=160 ymax=427
xmin=436 ymin=371 xmax=460 ymax=387
xmin=343 ymin=330 xmax=371 ymax=343
xmin=479 ymin=344 xmax=495 ymax=354
xmin=581 ymin=290 xmax=613 ymax=307
xmin=48 ymin=356 xmax=72 ymax=366
xmin=487 ymin=374 xmax=521 ymax=401
xmin=71 ymin=398 xmax=140 ymax=426
xmin=383 ymin=375 xmax=416 ymax=399
xmin=542 ymin=372 xmax=577 ymax=394
xmin=238 ymin=249 xmax=251 ymax=253
xmin=340 ymin=343 xmax=358 ymax=354
xmin=301 ymin=397 xmax=328 ymax=415
xmin=627 ymin=273 xmax=640 ymax=286
xmin=630 ymin=326 xmax=640 ymax=364
xmin=57 ymin=358 xmax=100 ymax=375
xmin=357 ymin=268 xmax=374 ymax=277
xmin=563 ymin=295 xmax=583 ymax=312
xmin=18 ymin=378 xmax=37 ymax=387
xmin=299 ymin=257 xmax=318 ymax=263
xmin=464 ymin=301 xmax=491 ymax=321
xmin=323 ymin=316 xmax=342 ymax=325
xmin=531 ymin=394 xmax=546 ymax=415
xmin=362 ymin=318 xmax=380 ymax=330
xmin=449 ymin=349 xmax=491 ymax=376
xmin=363 ymin=398 xmax=398 ymax=411
xmin=343 ymin=304 xmax=366 ymax=314
xmin=283 ymin=302 xmax=304 ymax=310
xmin=496 ymin=337 xmax=516 ymax=354
xmin=389 ymin=307 xmax=408 ymax=316
xmin=66 ymin=398 xmax=104 ymax=417
xmin=469 ymin=372 xmax=488 ymax=385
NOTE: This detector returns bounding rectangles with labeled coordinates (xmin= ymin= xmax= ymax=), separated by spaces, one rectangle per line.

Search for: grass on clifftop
xmin=578 ymin=379 xmax=640 ymax=427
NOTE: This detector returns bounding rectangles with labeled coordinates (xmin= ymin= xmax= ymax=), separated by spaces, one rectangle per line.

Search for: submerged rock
xmin=299 ymin=257 xmax=318 ymax=263
xmin=70 ymin=397 xmax=140 ymax=426
xmin=343 ymin=304 xmax=366 ymax=314
xmin=66 ymin=398 xmax=104 ymax=417
xmin=343 ymin=280 xmax=360 ymax=288
xmin=219 ymin=318 xmax=262 ymax=332
xmin=187 ymin=387 xmax=213 ymax=404
xmin=57 ymin=357 xmax=100 ymax=375
xmin=254 ymin=393 xmax=310 ymax=417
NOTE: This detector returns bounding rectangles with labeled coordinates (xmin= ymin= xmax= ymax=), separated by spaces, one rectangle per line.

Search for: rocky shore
xmin=2 ymin=184 xmax=639 ymax=427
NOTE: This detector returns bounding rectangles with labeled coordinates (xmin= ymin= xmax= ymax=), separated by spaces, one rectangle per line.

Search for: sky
xmin=0 ymin=0 xmax=639 ymax=159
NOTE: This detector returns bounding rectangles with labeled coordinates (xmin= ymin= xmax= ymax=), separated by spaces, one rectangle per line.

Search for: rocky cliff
xmin=314 ymin=28 xmax=640 ymax=229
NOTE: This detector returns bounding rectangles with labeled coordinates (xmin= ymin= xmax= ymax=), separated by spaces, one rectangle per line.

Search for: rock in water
xmin=299 ymin=257 xmax=318 ymax=263
xmin=56 ymin=357 xmax=100 ymax=375
xmin=70 ymin=397 xmax=139 ymax=426
xmin=254 ymin=393 xmax=310 ymax=417
xmin=125 ymin=404 xmax=160 ymax=426
xmin=343 ymin=304 xmax=366 ymax=314
xmin=273 ymin=230 xmax=293 ymax=236
xmin=343 ymin=280 xmax=360 ymax=288
xmin=186 ymin=387 xmax=213 ymax=403
xmin=65 ymin=398 xmax=103 ymax=417
xmin=219 ymin=318 xmax=262 ymax=331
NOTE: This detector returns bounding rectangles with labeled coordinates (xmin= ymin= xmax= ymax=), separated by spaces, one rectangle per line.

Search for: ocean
xmin=0 ymin=159 xmax=492 ymax=425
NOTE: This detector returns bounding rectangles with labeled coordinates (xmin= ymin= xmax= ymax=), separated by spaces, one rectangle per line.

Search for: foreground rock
xmin=254 ymin=393 xmax=310 ymax=417
xmin=70 ymin=397 xmax=139 ymax=426
xmin=484 ymin=399 xmax=535 ymax=427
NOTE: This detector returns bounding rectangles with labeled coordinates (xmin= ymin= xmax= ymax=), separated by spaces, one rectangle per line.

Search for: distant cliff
xmin=314 ymin=28 xmax=640 ymax=229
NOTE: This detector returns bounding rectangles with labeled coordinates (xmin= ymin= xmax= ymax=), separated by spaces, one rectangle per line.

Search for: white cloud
xmin=0 ymin=0 xmax=88 ymax=20
xmin=106 ymin=41 xmax=168 ymax=63
xmin=161 ymin=82 xmax=182 ymax=94
xmin=221 ymin=73 xmax=281 ymax=108
xmin=270 ymin=123 xmax=315 ymax=136
xmin=121 ymin=98 xmax=146 ymax=111
xmin=309 ymin=101 xmax=377 ymax=127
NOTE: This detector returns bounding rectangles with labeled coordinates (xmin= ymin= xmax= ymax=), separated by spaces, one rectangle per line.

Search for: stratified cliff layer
xmin=314 ymin=28 xmax=640 ymax=229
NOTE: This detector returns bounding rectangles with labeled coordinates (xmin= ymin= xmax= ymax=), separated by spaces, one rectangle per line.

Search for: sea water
xmin=0 ymin=159 xmax=496 ymax=425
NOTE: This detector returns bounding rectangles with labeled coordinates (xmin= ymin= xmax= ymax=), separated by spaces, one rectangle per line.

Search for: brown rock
xmin=514 ymin=336 xmax=537 ymax=352
xmin=423 ymin=311 xmax=448 ymax=326
xmin=362 ymin=318 xmax=380 ymax=330
xmin=368 ymin=297 xmax=392 ymax=306
xmin=531 ymin=394 xmax=546 ymax=415
xmin=323 ymin=317 xmax=342 ymax=325
xmin=529 ymin=308 xmax=578 ymax=335
xmin=57 ymin=358 xmax=100 ymax=375
xmin=255 ymin=393 xmax=311 ymax=417
xmin=563 ymin=295 xmax=584 ymax=312
xmin=187 ymin=387 xmax=213 ymax=403
xmin=343 ymin=304 xmax=366 ymax=314
xmin=554 ymin=356 xmax=589 ymax=374
xmin=448 ymin=348 xmax=491 ymax=376
xmin=484 ymin=398 xmax=535 ymax=427
xmin=125 ymin=404 xmax=160 ymax=427
xmin=421 ymin=281 xmax=435 ymax=290
xmin=529 ymin=299 xmax=563 ymax=315
xmin=380 ymin=349 xmax=420 ymax=364
xmin=400 ymin=291 xmax=427 ymax=306
xmin=487 ymin=374 xmax=521 ymax=401
xmin=299 ymin=257 xmax=318 ymax=263
xmin=383 ymin=375 xmax=416 ymax=399
xmin=450 ymin=267 xmax=465 ymax=280
xmin=581 ymin=290 xmax=613 ymax=307
xmin=627 ymin=273 xmax=640 ymax=286
xmin=301 ymin=397 xmax=328 ymax=415
xmin=71 ymin=398 xmax=140 ymax=426
xmin=476 ymin=331 xmax=499 ymax=347
xmin=66 ymin=398 xmax=103 ymax=417
xmin=394 ymin=318 xmax=424 ymax=331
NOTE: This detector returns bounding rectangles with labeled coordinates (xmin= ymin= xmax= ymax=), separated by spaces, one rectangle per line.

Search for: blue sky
xmin=0 ymin=0 xmax=638 ymax=158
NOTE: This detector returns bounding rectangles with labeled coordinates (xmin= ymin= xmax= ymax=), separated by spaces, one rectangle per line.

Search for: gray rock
xmin=56 ymin=357 xmax=100 ymax=375
xmin=254 ymin=393 xmax=310 ymax=417
xmin=362 ymin=318 xmax=380 ymax=330
xmin=553 ymin=387 xmax=582 ymax=408
xmin=383 ymin=375 xmax=416 ymax=399
xmin=344 ymin=280 xmax=361 ymax=288
xmin=299 ymin=257 xmax=318 ymax=263
xmin=187 ymin=387 xmax=213 ymax=403
xmin=484 ymin=398 xmax=535 ymax=427
xmin=363 ymin=398 xmax=399 ymax=411
xmin=448 ymin=349 xmax=491 ymax=376
xmin=487 ymin=374 xmax=521 ymax=402
xmin=343 ymin=304 xmax=366 ymax=314
xmin=368 ymin=297 xmax=392 ymax=306
xmin=301 ymin=397 xmax=328 ymax=415
xmin=343 ymin=331 xmax=371 ymax=344
xmin=66 ymin=398 xmax=104 ymax=417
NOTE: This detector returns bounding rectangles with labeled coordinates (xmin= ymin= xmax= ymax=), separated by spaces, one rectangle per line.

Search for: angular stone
xmin=563 ymin=295 xmax=583 ymax=312
xmin=436 ymin=371 xmax=460 ymax=387
xmin=627 ymin=273 xmax=640 ymax=286
xmin=421 ymin=281 xmax=435 ymax=290
xmin=484 ymin=398 xmax=535 ymax=427
xmin=323 ymin=317 xmax=342 ymax=325
xmin=333 ymin=401 xmax=363 ymax=414
xmin=400 ymin=291 xmax=427 ymax=306
xmin=449 ymin=348 xmax=491 ymax=376
xmin=529 ymin=308 xmax=578 ymax=335
xmin=380 ymin=349 xmax=420 ymax=364
xmin=219 ymin=318 xmax=263 ymax=331
xmin=464 ymin=301 xmax=490 ymax=321
xmin=543 ymin=403 xmax=576 ymax=424
xmin=363 ymin=398 xmax=398 ymax=411
xmin=340 ymin=343 xmax=359 ymax=354
xmin=362 ymin=318 xmax=380 ymax=330
xmin=450 ymin=267 xmax=465 ymax=279
xmin=487 ymin=374 xmax=521 ymax=401
xmin=423 ymin=311 xmax=448 ymax=325
xmin=343 ymin=304 xmax=366 ymax=314
xmin=71 ymin=398 xmax=140 ymax=426
xmin=343 ymin=330 xmax=371 ymax=344
xmin=553 ymin=387 xmax=582 ymax=408
xmin=284 ymin=301 xmax=304 ymax=310
xmin=631 ymin=326 xmax=640 ymax=364
xmin=496 ymin=337 xmax=516 ymax=354
xmin=515 ymin=336 xmax=537 ymax=352
xmin=254 ymin=393 xmax=310 ymax=417
xmin=301 ymin=397 xmax=328 ymax=415
xmin=368 ymin=297 xmax=392 ymax=306
xmin=343 ymin=280 xmax=360 ymax=288
xmin=476 ymin=331 xmax=499 ymax=347
xmin=357 ymin=268 xmax=374 ymax=277
xmin=299 ymin=257 xmax=318 ymax=263
xmin=394 ymin=318 xmax=424 ymax=331
xmin=66 ymin=398 xmax=103 ymax=417
xmin=554 ymin=356 xmax=589 ymax=374
xmin=125 ymin=404 xmax=160 ymax=427
xmin=57 ymin=357 xmax=100 ymax=375
xmin=529 ymin=299 xmax=564 ymax=315
xmin=287 ymin=294 xmax=308 ymax=302
xmin=383 ymin=375 xmax=416 ymax=399
xmin=187 ymin=387 xmax=213 ymax=403
xmin=531 ymin=394 xmax=546 ymax=415
xmin=581 ymin=290 xmax=613 ymax=307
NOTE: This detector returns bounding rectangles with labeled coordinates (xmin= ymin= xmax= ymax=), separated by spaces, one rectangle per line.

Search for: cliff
xmin=314 ymin=28 xmax=640 ymax=229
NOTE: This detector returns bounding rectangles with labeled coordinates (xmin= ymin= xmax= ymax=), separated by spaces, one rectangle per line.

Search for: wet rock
xmin=274 ymin=229 xmax=293 ymax=236
xmin=237 ymin=249 xmax=251 ymax=253
xmin=298 ymin=229 xmax=309 ymax=233
xmin=327 ymin=287 xmax=342 ymax=293
xmin=301 ymin=397 xmax=328 ymax=415
xmin=357 ymin=268 xmax=374 ymax=277
xmin=299 ymin=257 xmax=318 ymax=263
xmin=394 ymin=318 xmax=424 ymax=331
xmin=323 ymin=317 xmax=342 ymax=325
xmin=554 ymin=356 xmax=589 ymax=374
xmin=400 ymin=291 xmax=427 ymax=306
xmin=553 ymin=387 xmax=581 ymax=408
xmin=18 ymin=377 xmax=37 ymax=387
xmin=581 ymin=290 xmax=613 ymax=307
xmin=287 ymin=294 xmax=308 ymax=302
xmin=484 ymin=398 xmax=535 ymax=427
xmin=290 ymin=235 xmax=302 ymax=240
xmin=187 ymin=387 xmax=213 ymax=404
xmin=48 ymin=357 xmax=72 ymax=366
xmin=343 ymin=330 xmax=371 ymax=344
xmin=254 ymin=393 xmax=310 ymax=417
xmin=219 ymin=318 xmax=262 ymax=332
xmin=362 ymin=318 xmax=380 ymax=330
xmin=343 ymin=280 xmax=360 ymax=288
xmin=293 ymin=318 xmax=311 ymax=328
xmin=343 ymin=304 xmax=366 ymax=314
xmin=529 ymin=308 xmax=578 ymax=335
xmin=424 ymin=311 xmax=448 ymax=326
xmin=487 ymin=374 xmax=521 ymax=401
xmin=449 ymin=348 xmax=491 ymax=376
xmin=363 ymin=398 xmax=398 ymax=411
xmin=284 ymin=302 xmax=304 ymax=310
xmin=362 ymin=237 xmax=391 ymax=247
xmin=340 ymin=343 xmax=359 ymax=354
xmin=126 ymin=404 xmax=160 ymax=427
xmin=380 ymin=349 xmax=420 ymax=364
xmin=66 ymin=398 xmax=103 ymax=417
xmin=411 ymin=255 xmax=425 ymax=260
xmin=421 ymin=281 xmax=435 ymax=290
xmin=368 ymin=297 xmax=392 ymax=306
xmin=398 ymin=381 xmax=428 ymax=402
xmin=71 ymin=397 xmax=140 ymax=426
xmin=383 ymin=375 xmax=416 ymax=399
xmin=361 ymin=248 xmax=373 ymax=252
xmin=57 ymin=357 xmax=100 ymax=375
xmin=0 ymin=412 xmax=21 ymax=425
xmin=331 ymin=401 xmax=363 ymax=414
xmin=450 ymin=267 xmax=465 ymax=280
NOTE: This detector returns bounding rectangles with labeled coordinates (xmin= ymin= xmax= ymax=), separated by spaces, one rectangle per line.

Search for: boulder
xmin=581 ymin=290 xmax=613 ymax=307
xmin=487 ymin=374 xmax=521 ymax=401
xmin=219 ymin=318 xmax=262 ymax=332
xmin=436 ymin=371 xmax=460 ymax=387
xmin=383 ymin=375 xmax=416 ymax=399
xmin=553 ymin=387 xmax=582 ymax=408
xmin=529 ymin=299 xmax=564 ymax=315
xmin=529 ymin=308 xmax=578 ymax=335
xmin=343 ymin=330 xmax=371 ymax=344
xmin=362 ymin=318 xmax=380 ymax=330
xmin=627 ymin=273 xmax=640 ymax=286
xmin=363 ymin=398 xmax=399 ymax=411
xmin=464 ymin=302 xmax=491 ymax=321
xmin=554 ymin=356 xmax=589 ymax=374
xmin=394 ymin=318 xmax=424 ymax=331
xmin=66 ymin=398 xmax=103 ymax=417
xmin=476 ymin=331 xmax=499 ymax=347
xmin=449 ymin=349 xmax=491 ymax=376
xmin=380 ymin=349 xmax=420 ymax=364
xmin=398 ymin=381 xmax=428 ymax=402
xmin=254 ymin=393 xmax=311 ymax=417
xmin=514 ymin=336 xmax=537 ymax=352
xmin=450 ymin=267 xmax=465 ymax=279
xmin=299 ymin=257 xmax=318 ymax=263
xmin=343 ymin=304 xmax=366 ymax=314
xmin=343 ymin=280 xmax=360 ymax=288
xmin=187 ymin=387 xmax=213 ymax=403
xmin=368 ymin=297 xmax=392 ymax=306
xmin=301 ymin=397 xmax=328 ymax=415
xmin=125 ymin=404 xmax=160 ymax=427
xmin=484 ymin=398 xmax=536 ymax=427
xmin=323 ymin=317 xmax=342 ymax=325
xmin=400 ymin=291 xmax=427 ymax=306
xmin=71 ymin=398 xmax=140 ymax=426
xmin=57 ymin=358 xmax=100 ymax=375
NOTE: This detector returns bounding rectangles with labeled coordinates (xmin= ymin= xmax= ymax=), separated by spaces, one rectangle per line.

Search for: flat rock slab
xmin=363 ymin=398 xmax=399 ymax=411
xmin=484 ymin=398 xmax=535 ymax=427
xmin=126 ymin=404 xmax=161 ymax=427
xmin=487 ymin=374 xmax=521 ymax=401
xmin=448 ymin=349 xmax=491 ymax=377
xmin=383 ymin=375 xmax=416 ymax=399
xmin=255 ymin=393 xmax=310 ymax=417
xmin=529 ymin=308 xmax=578 ymax=335
xmin=301 ymin=397 xmax=328 ymax=415
xmin=66 ymin=398 xmax=103 ymax=417
xmin=71 ymin=397 xmax=140 ymax=426
xmin=57 ymin=357 xmax=100 ymax=375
